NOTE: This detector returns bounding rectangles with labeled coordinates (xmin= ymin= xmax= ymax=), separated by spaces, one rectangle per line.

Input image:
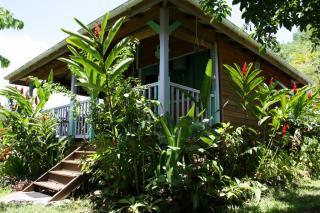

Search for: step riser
xmin=48 ymin=174 xmax=73 ymax=185
xmin=61 ymin=162 xmax=82 ymax=172
xmin=71 ymin=152 xmax=94 ymax=160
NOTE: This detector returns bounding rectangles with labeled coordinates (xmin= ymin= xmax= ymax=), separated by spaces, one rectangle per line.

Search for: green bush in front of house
xmin=0 ymin=73 xmax=68 ymax=180
xmin=58 ymin=12 xmax=320 ymax=212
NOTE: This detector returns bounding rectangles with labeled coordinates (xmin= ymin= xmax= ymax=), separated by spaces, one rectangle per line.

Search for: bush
xmin=0 ymin=74 xmax=68 ymax=179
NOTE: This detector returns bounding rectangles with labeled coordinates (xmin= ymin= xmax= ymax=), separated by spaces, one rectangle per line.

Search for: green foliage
xmin=224 ymin=62 xmax=264 ymax=121
xmin=0 ymin=6 xmax=24 ymax=68
xmin=82 ymin=78 xmax=158 ymax=198
xmin=200 ymin=59 xmax=214 ymax=109
xmin=224 ymin=61 xmax=320 ymax=198
xmin=280 ymin=30 xmax=320 ymax=84
xmin=61 ymin=13 xmax=160 ymax=211
xmin=60 ymin=12 xmax=138 ymax=142
xmin=60 ymin=10 xmax=320 ymax=211
xmin=0 ymin=7 xmax=23 ymax=30
xmin=199 ymin=0 xmax=231 ymax=22
xmin=236 ymin=179 xmax=320 ymax=212
xmin=199 ymin=0 xmax=320 ymax=51
xmin=0 ymin=74 xmax=67 ymax=179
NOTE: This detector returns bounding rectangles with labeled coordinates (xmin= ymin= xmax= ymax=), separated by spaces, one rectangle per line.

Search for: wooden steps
xmin=34 ymin=181 xmax=65 ymax=191
xmin=23 ymin=146 xmax=95 ymax=202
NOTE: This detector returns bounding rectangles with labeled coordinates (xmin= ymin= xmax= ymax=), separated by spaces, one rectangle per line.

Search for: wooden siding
xmin=218 ymin=35 xmax=296 ymax=127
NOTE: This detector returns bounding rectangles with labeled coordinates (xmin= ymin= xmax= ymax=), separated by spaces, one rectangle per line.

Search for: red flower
xmin=282 ymin=123 xmax=289 ymax=137
xmin=293 ymin=82 xmax=297 ymax=94
xmin=20 ymin=88 xmax=24 ymax=94
xmin=269 ymin=77 xmax=274 ymax=86
xmin=242 ymin=62 xmax=248 ymax=77
xmin=308 ymin=91 xmax=312 ymax=99
xmin=25 ymin=91 xmax=29 ymax=99
xmin=35 ymin=96 xmax=38 ymax=105
xmin=93 ymin=22 xmax=101 ymax=38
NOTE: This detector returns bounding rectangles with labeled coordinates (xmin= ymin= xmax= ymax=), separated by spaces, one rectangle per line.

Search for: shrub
xmin=0 ymin=73 xmax=68 ymax=179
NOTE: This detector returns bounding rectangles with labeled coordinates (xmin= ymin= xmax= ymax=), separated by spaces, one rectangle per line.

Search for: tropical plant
xmin=224 ymin=62 xmax=264 ymax=123
xmin=0 ymin=73 xmax=67 ymax=179
xmin=60 ymin=13 xmax=161 ymax=211
xmin=60 ymin=13 xmax=138 ymax=142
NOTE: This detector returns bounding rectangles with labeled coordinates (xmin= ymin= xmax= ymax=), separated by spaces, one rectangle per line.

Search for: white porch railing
xmin=51 ymin=104 xmax=70 ymax=137
xmin=143 ymin=82 xmax=159 ymax=113
xmin=75 ymin=101 xmax=89 ymax=138
xmin=169 ymin=82 xmax=214 ymax=122
xmin=48 ymin=82 xmax=214 ymax=138
xmin=49 ymin=101 xmax=90 ymax=138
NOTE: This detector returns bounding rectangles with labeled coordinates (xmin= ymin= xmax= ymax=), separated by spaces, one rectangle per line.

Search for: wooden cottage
xmin=5 ymin=0 xmax=311 ymax=139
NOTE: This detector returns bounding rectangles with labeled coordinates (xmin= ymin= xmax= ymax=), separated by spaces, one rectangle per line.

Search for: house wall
xmin=218 ymin=36 xmax=294 ymax=127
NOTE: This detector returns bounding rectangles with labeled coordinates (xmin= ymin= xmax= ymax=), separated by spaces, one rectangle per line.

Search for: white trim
xmin=211 ymin=43 xmax=221 ymax=123
xmin=158 ymin=7 xmax=170 ymax=115
xmin=68 ymin=75 xmax=77 ymax=137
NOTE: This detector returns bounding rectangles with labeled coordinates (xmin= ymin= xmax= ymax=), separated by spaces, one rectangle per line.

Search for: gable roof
xmin=5 ymin=0 xmax=312 ymax=85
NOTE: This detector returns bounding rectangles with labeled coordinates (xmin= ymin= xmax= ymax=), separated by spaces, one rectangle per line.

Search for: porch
xmin=49 ymin=81 xmax=215 ymax=139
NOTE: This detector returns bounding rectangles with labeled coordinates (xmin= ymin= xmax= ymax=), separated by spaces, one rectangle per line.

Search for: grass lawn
xmin=0 ymin=188 xmax=92 ymax=213
xmin=0 ymin=180 xmax=320 ymax=212
xmin=0 ymin=199 xmax=92 ymax=213
xmin=233 ymin=179 xmax=320 ymax=213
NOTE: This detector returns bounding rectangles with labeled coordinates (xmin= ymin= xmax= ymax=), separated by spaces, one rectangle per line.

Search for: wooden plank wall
xmin=218 ymin=36 xmax=294 ymax=127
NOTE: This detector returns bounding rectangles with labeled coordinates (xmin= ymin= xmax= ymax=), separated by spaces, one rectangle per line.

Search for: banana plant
xmin=158 ymin=60 xmax=214 ymax=187
xmin=159 ymin=105 xmax=195 ymax=186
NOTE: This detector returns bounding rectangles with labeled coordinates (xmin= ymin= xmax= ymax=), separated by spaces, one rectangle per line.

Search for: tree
xmin=199 ymin=0 xmax=320 ymax=51
xmin=0 ymin=7 xmax=24 ymax=68
xmin=279 ymin=31 xmax=320 ymax=84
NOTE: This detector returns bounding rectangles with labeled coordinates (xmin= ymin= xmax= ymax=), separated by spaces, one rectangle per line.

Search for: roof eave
xmin=5 ymin=0 xmax=160 ymax=82
xmin=181 ymin=0 xmax=313 ymax=85
xmin=6 ymin=0 xmax=313 ymax=86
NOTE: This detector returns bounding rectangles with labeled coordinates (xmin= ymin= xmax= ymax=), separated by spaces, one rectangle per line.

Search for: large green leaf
xmin=61 ymin=28 xmax=95 ymax=46
xmin=100 ymin=12 xmax=109 ymax=43
xmin=66 ymin=37 xmax=102 ymax=61
xmin=71 ymin=56 xmax=104 ymax=75
xmin=103 ymin=17 xmax=126 ymax=55
xmin=73 ymin=17 xmax=97 ymax=41
xmin=109 ymin=58 xmax=134 ymax=82
xmin=200 ymin=59 xmax=213 ymax=109
xmin=105 ymin=37 xmax=130 ymax=70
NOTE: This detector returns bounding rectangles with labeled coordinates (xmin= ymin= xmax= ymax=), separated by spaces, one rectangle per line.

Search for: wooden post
xmin=68 ymin=75 xmax=77 ymax=139
xmin=158 ymin=6 xmax=170 ymax=115
xmin=211 ymin=42 xmax=221 ymax=123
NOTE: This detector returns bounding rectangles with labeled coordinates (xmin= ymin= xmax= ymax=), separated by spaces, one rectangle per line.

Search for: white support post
xmin=68 ymin=75 xmax=77 ymax=138
xmin=211 ymin=42 xmax=221 ymax=123
xmin=158 ymin=6 xmax=170 ymax=115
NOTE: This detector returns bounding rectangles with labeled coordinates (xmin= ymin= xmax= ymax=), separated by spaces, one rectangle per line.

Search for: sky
xmin=0 ymin=0 xmax=296 ymax=106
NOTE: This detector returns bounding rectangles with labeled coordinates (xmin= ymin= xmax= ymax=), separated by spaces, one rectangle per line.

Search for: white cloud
xmin=0 ymin=34 xmax=49 ymax=85
xmin=0 ymin=35 xmax=49 ymax=104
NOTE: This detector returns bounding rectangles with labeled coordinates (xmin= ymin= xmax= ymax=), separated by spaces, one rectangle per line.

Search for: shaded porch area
xmin=50 ymin=80 xmax=215 ymax=139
